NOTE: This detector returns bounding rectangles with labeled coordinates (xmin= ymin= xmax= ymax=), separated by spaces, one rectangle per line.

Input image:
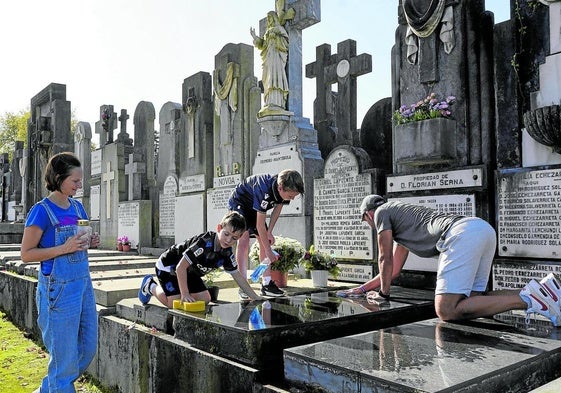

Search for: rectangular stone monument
xmin=118 ymin=200 xmax=152 ymax=250
xmin=99 ymin=143 xmax=125 ymax=248
xmin=175 ymin=194 xmax=204 ymax=243
xmin=26 ymin=83 xmax=72 ymax=212
xmin=159 ymin=175 xmax=177 ymax=239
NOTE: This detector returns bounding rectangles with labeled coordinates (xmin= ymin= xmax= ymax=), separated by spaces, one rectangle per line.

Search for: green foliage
xmin=301 ymin=244 xmax=340 ymax=278
xmin=393 ymin=93 xmax=456 ymax=125
xmin=0 ymin=311 xmax=115 ymax=392
xmin=0 ymin=110 xmax=29 ymax=161
xmin=249 ymin=236 xmax=305 ymax=273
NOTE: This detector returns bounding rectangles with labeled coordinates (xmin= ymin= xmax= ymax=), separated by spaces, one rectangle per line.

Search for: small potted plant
xmin=249 ymin=236 xmax=305 ymax=287
xmin=302 ymin=244 xmax=340 ymax=287
xmin=117 ymin=235 xmax=131 ymax=252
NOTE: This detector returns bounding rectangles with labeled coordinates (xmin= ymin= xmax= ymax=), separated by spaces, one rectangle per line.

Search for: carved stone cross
xmin=101 ymin=161 xmax=115 ymax=219
xmin=323 ymin=39 xmax=372 ymax=145
xmin=125 ymin=153 xmax=145 ymax=201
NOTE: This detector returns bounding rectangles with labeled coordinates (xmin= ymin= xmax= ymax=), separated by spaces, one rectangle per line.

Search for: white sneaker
xmin=539 ymin=273 xmax=561 ymax=307
xmin=520 ymin=279 xmax=561 ymax=326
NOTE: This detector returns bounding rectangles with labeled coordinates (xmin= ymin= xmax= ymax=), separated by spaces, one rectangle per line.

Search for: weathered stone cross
xmin=125 ymin=153 xmax=145 ymax=201
xmin=101 ymin=161 xmax=115 ymax=219
xmin=307 ymin=39 xmax=371 ymax=146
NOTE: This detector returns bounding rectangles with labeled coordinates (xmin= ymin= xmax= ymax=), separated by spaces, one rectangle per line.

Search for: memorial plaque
xmin=206 ymin=187 xmax=233 ymax=233
xmin=389 ymin=194 xmax=476 ymax=272
xmin=497 ymin=167 xmax=561 ymax=259
xmin=493 ymin=261 xmax=561 ymax=290
xmin=90 ymin=185 xmax=100 ymax=220
xmin=252 ymin=143 xmax=303 ymax=215
xmin=387 ymin=167 xmax=483 ymax=193
xmin=159 ymin=176 xmax=177 ymax=237
xmin=314 ymin=148 xmax=374 ymax=259
xmin=179 ymin=174 xmax=206 ymax=194
xmin=91 ymin=149 xmax=102 ymax=177
xmin=337 ymin=263 xmax=374 ymax=283
xmin=175 ymin=194 xmax=205 ymax=243
xmin=7 ymin=201 xmax=15 ymax=221
xmin=212 ymin=173 xmax=242 ymax=189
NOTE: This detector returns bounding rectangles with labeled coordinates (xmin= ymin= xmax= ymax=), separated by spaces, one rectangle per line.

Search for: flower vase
xmin=311 ymin=270 xmax=329 ymax=287
xmin=117 ymin=243 xmax=123 ymax=251
xmin=270 ymin=270 xmax=288 ymax=288
xmin=122 ymin=244 xmax=131 ymax=252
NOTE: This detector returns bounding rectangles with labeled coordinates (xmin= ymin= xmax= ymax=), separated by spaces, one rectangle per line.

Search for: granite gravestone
xmin=26 ymin=83 xmax=72 ymax=213
xmin=313 ymin=146 xmax=381 ymax=282
xmin=89 ymin=149 xmax=102 ymax=221
xmin=207 ymin=44 xmax=261 ymax=231
xmin=99 ymin=143 xmax=125 ymax=248
xmin=393 ymin=2 xmax=495 ymax=174
xmin=306 ymin=39 xmax=372 ymax=154
xmin=73 ymin=122 xmax=92 ymax=213
xmin=133 ymin=101 xmax=157 ymax=202
xmin=175 ymin=72 xmax=212 ymax=237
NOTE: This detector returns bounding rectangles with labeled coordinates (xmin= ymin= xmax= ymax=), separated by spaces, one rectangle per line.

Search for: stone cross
xmin=323 ymin=39 xmax=372 ymax=146
xmin=98 ymin=105 xmax=117 ymax=145
xmin=284 ymin=0 xmax=320 ymax=117
xmin=101 ymin=161 xmax=115 ymax=219
xmin=125 ymin=153 xmax=145 ymax=201
xmin=117 ymin=109 xmax=133 ymax=145
xmin=183 ymin=90 xmax=195 ymax=159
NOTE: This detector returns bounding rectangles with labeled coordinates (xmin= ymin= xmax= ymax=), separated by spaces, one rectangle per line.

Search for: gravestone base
xmin=171 ymin=288 xmax=435 ymax=381
xmin=285 ymin=318 xmax=561 ymax=393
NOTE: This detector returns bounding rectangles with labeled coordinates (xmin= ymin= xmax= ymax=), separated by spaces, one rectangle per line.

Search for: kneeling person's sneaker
xmin=520 ymin=279 xmax=561 ymax=326
xmin=261 ymin=281 xmax=285 ymax=297
xmin=540 ymin=273 xmax=561 ymax=307
xmin=238 ymin=289 xmax=250 ymax=301
xmin=139 ymin=275 xmax=156 ymax=304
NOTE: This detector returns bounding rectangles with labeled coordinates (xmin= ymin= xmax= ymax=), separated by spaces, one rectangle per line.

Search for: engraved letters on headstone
xmin=497 ymin=167 xmax=561 ymax=259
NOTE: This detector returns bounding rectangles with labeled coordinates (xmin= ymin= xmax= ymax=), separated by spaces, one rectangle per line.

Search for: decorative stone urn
xmin=523 ymin=105 xmax=561 ymax=154
xmin=393 ymin=117 xmax=457 ymax=168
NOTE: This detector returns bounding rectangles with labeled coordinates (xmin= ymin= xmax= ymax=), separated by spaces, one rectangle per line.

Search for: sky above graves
xmin=1 ymin=1 xmax=509 ymax=144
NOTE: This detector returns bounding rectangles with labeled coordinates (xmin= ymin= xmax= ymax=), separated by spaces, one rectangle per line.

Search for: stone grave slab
xmin=93 ymin=277 xmax=153 ymax=307
xmin=284 ymin=318 xmax=561 ymax=393
xmin=171 ymin=287 xmax=435 ymax=378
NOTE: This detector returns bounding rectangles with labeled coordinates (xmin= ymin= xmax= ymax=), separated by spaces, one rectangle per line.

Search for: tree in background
xmin=0 ymin=109 xmax=29 ymax=161
xmin=0 ymin=109 xmax=89 ymax=162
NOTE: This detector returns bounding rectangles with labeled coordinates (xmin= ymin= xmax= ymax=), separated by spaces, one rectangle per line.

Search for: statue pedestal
xmin=253 ymin=115 xmax=323 ymax=248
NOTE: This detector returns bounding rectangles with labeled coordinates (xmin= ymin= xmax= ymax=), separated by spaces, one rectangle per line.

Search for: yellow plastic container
xmin=182 ymin=300 xmax=206 ymax=312
xmin=172 ymin=300 xmax=183 ymax=309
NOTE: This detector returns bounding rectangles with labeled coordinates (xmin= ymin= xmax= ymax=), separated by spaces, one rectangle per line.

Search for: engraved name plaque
xmin=497 ymin=168 xmax=561 ymax=259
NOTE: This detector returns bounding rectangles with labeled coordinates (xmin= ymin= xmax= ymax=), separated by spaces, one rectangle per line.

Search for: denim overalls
xmin=35 ymin=198 xmax=97 ymax=393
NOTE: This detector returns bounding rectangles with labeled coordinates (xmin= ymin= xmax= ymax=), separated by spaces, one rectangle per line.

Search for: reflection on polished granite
xmin=171 ymin=287 xmax=436 ymax=373
xmin=285 ymin=318 xmax=561 ymax=393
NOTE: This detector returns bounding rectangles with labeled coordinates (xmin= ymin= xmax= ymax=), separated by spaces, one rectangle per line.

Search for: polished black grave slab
xmin=284 ymin=317 xmax=561 ymax=393
xmin=171 ymin=287 xmax=436 ymax=378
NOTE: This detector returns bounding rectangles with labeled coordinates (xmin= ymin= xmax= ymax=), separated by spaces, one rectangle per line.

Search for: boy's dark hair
xmin=278 ymin=169 xmax=304 ymax=194
xmin=45 ymin=152 xmax=82 ymax=192
xmin=221 ymin=211 xmax=246 ymax=233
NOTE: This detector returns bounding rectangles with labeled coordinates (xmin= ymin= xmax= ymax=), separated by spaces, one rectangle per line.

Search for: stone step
xmin=284 ymin=317 xmax=561 ymax=393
